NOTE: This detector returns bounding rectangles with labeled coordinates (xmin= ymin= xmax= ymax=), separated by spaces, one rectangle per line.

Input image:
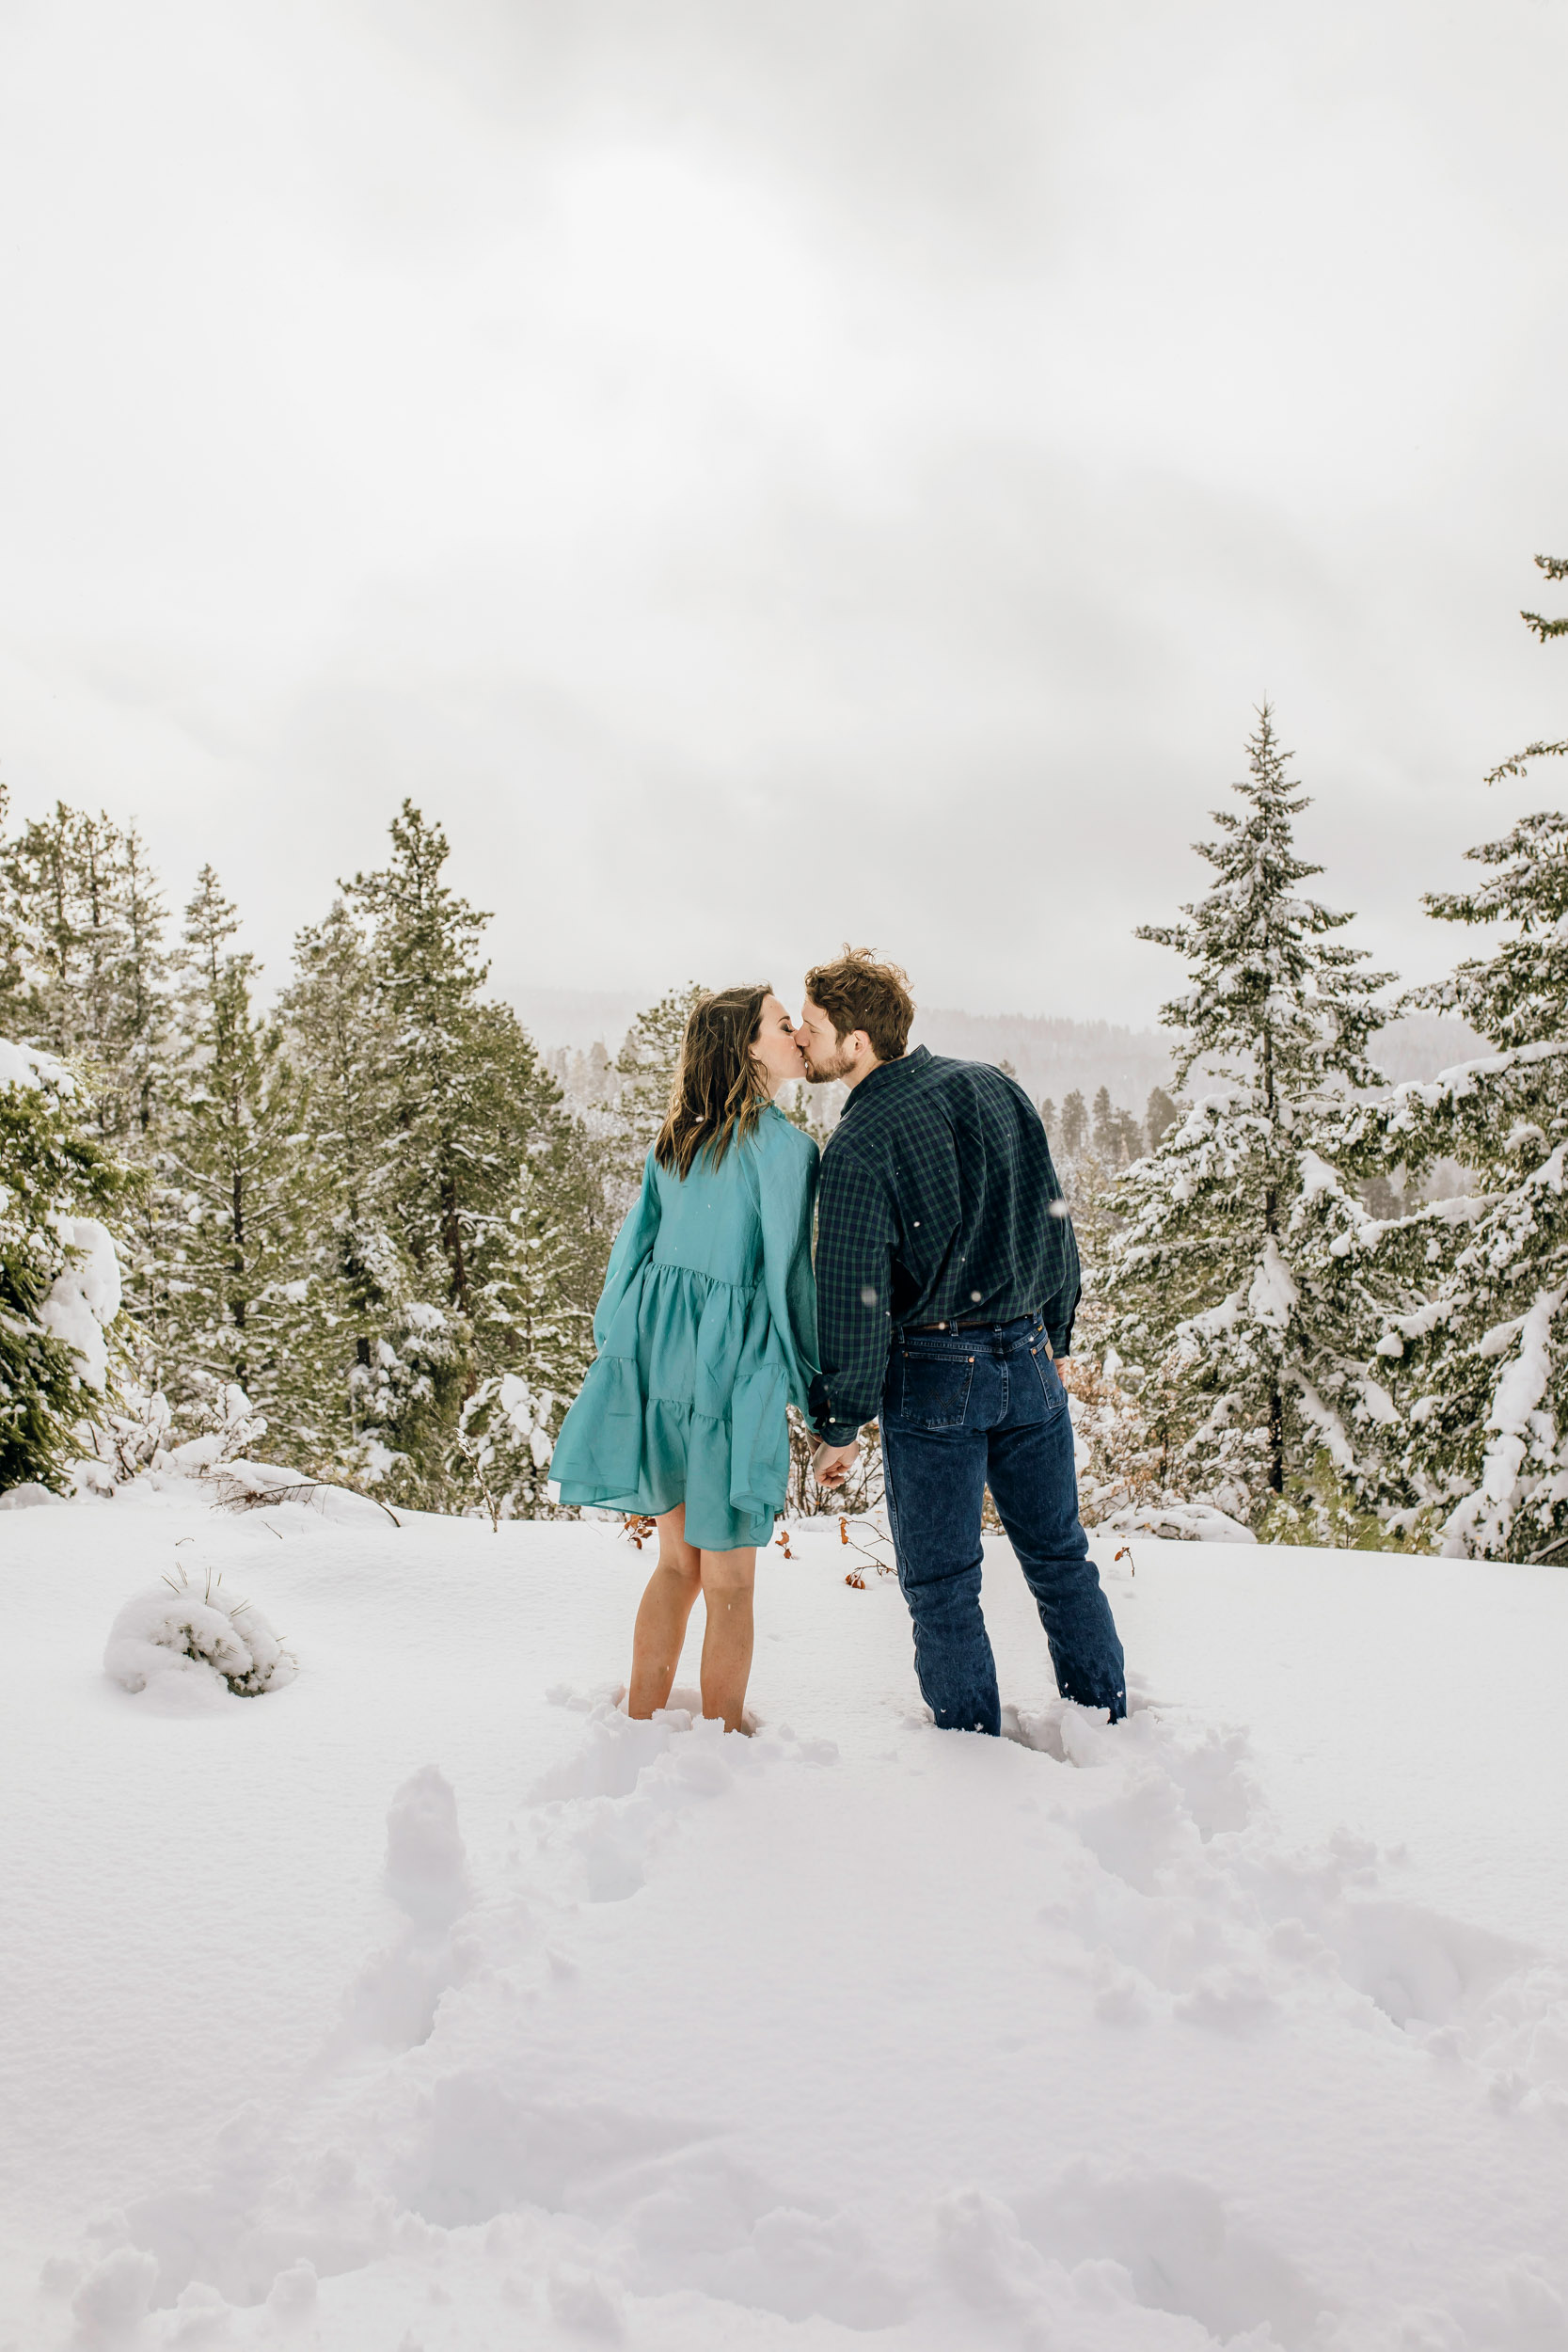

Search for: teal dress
xmin=550 ymin=1105 xmax=821 ymax=1551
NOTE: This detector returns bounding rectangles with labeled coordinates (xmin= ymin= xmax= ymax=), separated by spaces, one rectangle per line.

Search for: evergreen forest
xmin=4 ymin=555 xmax=1567 ymax=1560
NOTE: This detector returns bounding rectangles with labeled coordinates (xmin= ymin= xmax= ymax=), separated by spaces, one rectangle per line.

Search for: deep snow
xmin=2 ymin=1486 xmax=1566 ymax=2349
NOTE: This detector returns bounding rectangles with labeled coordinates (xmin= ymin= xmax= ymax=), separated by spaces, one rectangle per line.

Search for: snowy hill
xmin=2 ymin=1494 xmax=1565 ymax=2349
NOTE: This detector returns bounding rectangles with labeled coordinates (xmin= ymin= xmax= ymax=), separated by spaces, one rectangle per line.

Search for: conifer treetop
xmin=1521 ymin=551 xmax=1568 ymax=644
xmin=1138 ymin=706 xmax=1393 ymax=1096
xmin=348 ymin=802 xmax=491 ymax=1031
xmin=1483 ymin=557 xmax=1568 ymax=779
xmin=1417 ymin=557 xmax=1568 ymax=1047
xmin=182 ymin=866 xmax=247 ymax=998
xmin=1417 ymin=812 xmax=1568 ymax=1048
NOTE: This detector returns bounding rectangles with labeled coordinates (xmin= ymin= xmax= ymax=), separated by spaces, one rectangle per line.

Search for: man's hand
xmin=812 ymin=1438 xmax=861 ymax=1488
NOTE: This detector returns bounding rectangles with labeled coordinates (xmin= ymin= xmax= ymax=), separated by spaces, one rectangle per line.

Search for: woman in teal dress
xmin=550 ymin=985 xmax=819 ymax=1731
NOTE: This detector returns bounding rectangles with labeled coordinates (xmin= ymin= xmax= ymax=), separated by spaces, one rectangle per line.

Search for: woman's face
xmin=751 ymin=993 xmax=809 ymax=1094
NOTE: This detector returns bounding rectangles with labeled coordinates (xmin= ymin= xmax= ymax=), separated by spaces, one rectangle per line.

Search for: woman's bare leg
xmin=698 ymin=1547 xmax=757 ymax=1732
xmin=627 ymin=1506 xmax=703 ymax=1718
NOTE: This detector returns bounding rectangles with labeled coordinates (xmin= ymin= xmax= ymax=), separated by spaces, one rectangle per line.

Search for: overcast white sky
xmin=1 ymin=0 xmax=1565 ymax=1026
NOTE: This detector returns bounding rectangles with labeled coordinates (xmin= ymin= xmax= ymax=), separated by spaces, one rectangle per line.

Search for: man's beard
xmin=802 ymin=1041 xmax=855 ymax=1084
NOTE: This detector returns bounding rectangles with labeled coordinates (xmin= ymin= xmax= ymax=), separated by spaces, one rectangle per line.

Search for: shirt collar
xmin=840 ymin=1043 xmax=928 ymax=1119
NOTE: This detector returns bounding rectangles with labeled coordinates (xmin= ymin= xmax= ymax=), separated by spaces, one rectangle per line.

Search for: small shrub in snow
xmin=104 ymin=1567 xmax=295 ymax=1701
xmin=71 ymin=1376 xmax=173 ymax=1489
xmin=456 ymin=1368 xmax=562 ymax=1524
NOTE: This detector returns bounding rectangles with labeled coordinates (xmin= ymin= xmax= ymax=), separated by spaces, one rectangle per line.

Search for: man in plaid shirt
xmin=798 ymin=948 xmax=1125 ymax=1735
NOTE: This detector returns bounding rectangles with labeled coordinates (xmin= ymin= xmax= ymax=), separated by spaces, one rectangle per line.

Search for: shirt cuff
xmin=816 ymin=1419 xmax=863 ymax=1447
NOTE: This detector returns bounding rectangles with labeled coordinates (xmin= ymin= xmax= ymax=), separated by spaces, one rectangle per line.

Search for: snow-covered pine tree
xmin=348 ymin=810 xmax=569 ymax=1305
xmin=610 ymin=982 xmax=705 ymax=1198
xmin=1 ymin=801 xmax=176 ymax=1150
xmin=1344 ymin=554 xmax=1568 ymax=1559
xmin=0 ymin=1038 xmax=132 ymax=1491
xmin=0 ymin=798 xmax=181 ymax=1389
xmin=115 ymin=824 xmax=175 ymax=1148
xmin=456 ymin=1154 xmax=593 ymax=1519
xmin=163 ymin=866 xmax=320 ymax=1451
xmin=1101 ymin=707 xmax=1398 ymax=1532
xmin=0 ymin=784 xmax=24 ymax=1027
xmin=341 ymin=803 xmax=588 ymax=1506
xmin=276 ymin=895 xmax=419 ymax=1470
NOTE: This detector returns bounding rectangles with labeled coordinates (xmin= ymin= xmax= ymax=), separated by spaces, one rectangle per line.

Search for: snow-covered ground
xmin=3 ymin=1488 xmax=1566 ymax=2351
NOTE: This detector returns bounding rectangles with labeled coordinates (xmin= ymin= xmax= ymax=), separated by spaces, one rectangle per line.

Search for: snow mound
xmin=385 ymin=1764 xmax=471 ymax=1927
xmin=1100 ymin=1501 xmax=1257 ymax=1544
xmin=37 ymin=1216 xmax=121 ymax=1392
xmin=0 ymin=1481 xmax=67 ymax=1511
xmin=103 ymin=1569 xmax=296 ymax=1707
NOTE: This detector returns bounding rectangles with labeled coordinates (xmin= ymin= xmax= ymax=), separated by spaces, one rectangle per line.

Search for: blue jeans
xmin=880 ymin=1314 xmax=1127 ymax=1733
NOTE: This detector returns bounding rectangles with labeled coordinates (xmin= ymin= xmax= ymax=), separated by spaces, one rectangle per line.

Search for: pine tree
xmin=276 ymin=896 xmax=418 ymax=1468
xmin=163 ymin=866 xmax=319 ymax=1448
xmin=1102 ymin=707 xmax=1397 ymax=1531
xmin=347 ymin=807 xmax=495 ymax=1319
xmin=115 ymin=824 xmax=175 ymax=1147
xmin=336 ymin=803 xmax=590 ymax=1506
xmin=1146 ymin=1087 xmax=1180 ymax=1151
xmin=0 ymin=784 xmax=26 ymax=1027
xmin=1059 ymin=1089 xmax=1087 ymax=1160
xmin=0 ymin=799 xmax=181 ymax=1385
xmin=611 ymin=982 xmax=705 ymax=1194
xmin=456 ymin=1155 xmax=592 ymax=1518
xmin=1 ymin=803 xmax=175 ymax=1149
xmin=1345 ymin=555 xmax=1568 ymax=1558
xmin=0 ymin=1039 xmax=134 ymax=1490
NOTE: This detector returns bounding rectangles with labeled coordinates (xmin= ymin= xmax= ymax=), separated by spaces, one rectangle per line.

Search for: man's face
xmin=796 ymin=996 xmax=858 ymax=1083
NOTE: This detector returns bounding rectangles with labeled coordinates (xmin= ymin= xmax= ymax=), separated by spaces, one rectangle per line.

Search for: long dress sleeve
xmin=757 ymin=1121 xmax=821 ymax=1418
xmin=592 ymin=1149 xmax=662 ymax=1354
xmin=548 ymin=1151 xmax=663 ymax=1502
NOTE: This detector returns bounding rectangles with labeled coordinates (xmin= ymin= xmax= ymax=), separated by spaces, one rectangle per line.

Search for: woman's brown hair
xmin=653 ymin=984 xmax=774 ymax=1179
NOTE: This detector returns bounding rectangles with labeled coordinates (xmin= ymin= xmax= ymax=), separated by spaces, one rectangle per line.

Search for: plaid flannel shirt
xmin=809 ymin=1045 xmax=1079 ymax=1445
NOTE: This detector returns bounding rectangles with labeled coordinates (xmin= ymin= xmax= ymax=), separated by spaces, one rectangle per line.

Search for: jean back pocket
xmin=891 ymin=1349 xmax=975 ymax=1429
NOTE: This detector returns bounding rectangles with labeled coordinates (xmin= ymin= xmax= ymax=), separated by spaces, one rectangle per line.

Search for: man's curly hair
xmin=803 ymin=946 xmax=915 ymax=1062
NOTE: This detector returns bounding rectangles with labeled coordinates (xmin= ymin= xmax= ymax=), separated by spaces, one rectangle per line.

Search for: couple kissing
xmin=549 ymin=947 xmax=1127 ymax=1738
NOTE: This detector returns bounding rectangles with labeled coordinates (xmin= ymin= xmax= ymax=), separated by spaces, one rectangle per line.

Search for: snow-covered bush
xmin=71 ymin=1377 xmax=173 ymax=1492
xmin=104 ymin=1566 xmax=295 ymax=1702
xmin=164 ymin=1378 xmax=268 ymax=1473
xmin=1097 ymin=1499 xmax=1257 ymax=1544
xmin=457 ymin=1369 xmax=561 ymax=1523
xmin=349 ymin=1296 xmax=467 ymax=1506
xmin=0 ymin=1039 xmax=133 ymax=1493
xmin=1060 ymin=1348 xmax=1166 ymax=1526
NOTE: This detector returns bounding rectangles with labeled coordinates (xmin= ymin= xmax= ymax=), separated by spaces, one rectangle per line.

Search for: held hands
xmin=811 ymin=1437 xmax=861 ymax=1489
